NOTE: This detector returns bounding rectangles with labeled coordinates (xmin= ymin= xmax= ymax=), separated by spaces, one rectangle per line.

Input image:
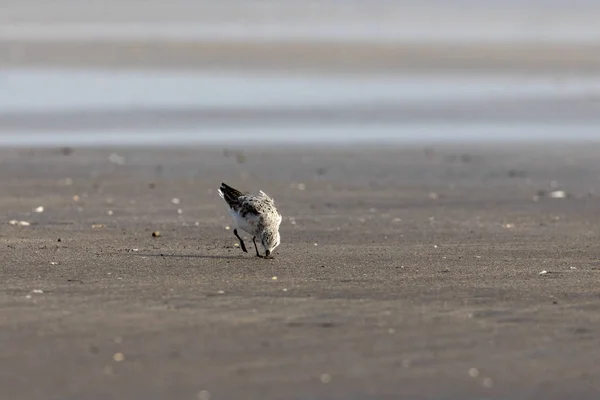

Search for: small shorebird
xmin=218 ymin=182 xmax=282 ymax=259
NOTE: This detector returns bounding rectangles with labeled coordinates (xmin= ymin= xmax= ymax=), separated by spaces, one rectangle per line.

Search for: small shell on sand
xmin=9 ymin=220 xmax=30 ymax=226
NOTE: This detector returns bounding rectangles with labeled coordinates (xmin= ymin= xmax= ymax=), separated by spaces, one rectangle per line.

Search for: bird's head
xmin=261 ymin=230 xmax=280 ymax=258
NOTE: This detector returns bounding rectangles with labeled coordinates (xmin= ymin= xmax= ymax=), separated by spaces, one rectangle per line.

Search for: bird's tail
xmin=218 ymin=183 xmax=244 ymax=207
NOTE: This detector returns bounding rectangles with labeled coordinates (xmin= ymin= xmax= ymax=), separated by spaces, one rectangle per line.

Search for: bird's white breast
xmin=229 ymin=208 xmax=259 ymax=236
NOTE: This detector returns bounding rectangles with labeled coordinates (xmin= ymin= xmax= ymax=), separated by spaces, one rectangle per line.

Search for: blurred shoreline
xmin=3 ymin=40 xmax=600 ymax=74
xmin=3 ymin=0 xmax=600 ymax=74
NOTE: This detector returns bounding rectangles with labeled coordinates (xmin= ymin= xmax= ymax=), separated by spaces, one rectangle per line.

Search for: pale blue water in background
xmin=2 ymin=0 xmax=600 ymax=146
xmin=4 ymin=70 xmax=600 ymax=113
xmin=1 ymin=69 xmax=599 ymax=146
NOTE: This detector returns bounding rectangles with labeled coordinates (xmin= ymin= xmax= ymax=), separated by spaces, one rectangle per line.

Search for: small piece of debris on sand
xmin=197 ymin=390 xmax=211 ymax=400
xmin=9 ymin=220 xmax=30 ymax=226
xmin=109 ymin=153 xmax=125 ymax=165
xmin=539 ymin=270 xmax=549 ymax=275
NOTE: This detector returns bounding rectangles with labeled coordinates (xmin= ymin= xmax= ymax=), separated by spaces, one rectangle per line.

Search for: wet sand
xmin=2 ymin=144 xmax=600 ymax=399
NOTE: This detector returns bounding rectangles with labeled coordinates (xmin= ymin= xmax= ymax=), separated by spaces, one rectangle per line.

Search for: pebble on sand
xmin=171 ymin=198 xmax=181 ymax=205
xmin=482 ymin=377 xmax=493 ymax=388
xmin=539 ymin=270 xmax=549 ymax=275
xmin=152 ymin=231 xmax=161 ymax=237
xmin=33 ymin=206 xmax=44 ymax=213
xmin=198 ymin=390 xmax=211 ymax=400
xmin=550 ymin=190 xmax=566 ymax=199
xmin=112 ymin=353 xmax=125 ymax=362
xmin=9 ymin=220 xmax=30 ymax=226
xmin=320 ymin=373 xmax=332 ymax=384
xmin=108 ymin=153 xmax=125 ymax=165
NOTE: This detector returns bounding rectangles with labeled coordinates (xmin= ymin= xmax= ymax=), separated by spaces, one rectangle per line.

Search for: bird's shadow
xmin=136 ymin=253 xmax=249 ymax=260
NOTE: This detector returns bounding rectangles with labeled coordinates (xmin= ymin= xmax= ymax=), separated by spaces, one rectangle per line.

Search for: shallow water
xmin=3 ymin=69 xmax=600 ymax=112
xmin=1 ymin=68 xmax=600 ymax=146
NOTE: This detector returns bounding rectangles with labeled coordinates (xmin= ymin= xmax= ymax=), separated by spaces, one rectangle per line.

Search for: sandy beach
xmin=3 ymin=1 xmax=600 ymax=398
xmin=2 ymin=144 xmax=600 ymax=399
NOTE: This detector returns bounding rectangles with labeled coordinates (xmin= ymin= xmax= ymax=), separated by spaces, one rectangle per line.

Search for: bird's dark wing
xmin=219 ymin=182 xmax=246 ymax=209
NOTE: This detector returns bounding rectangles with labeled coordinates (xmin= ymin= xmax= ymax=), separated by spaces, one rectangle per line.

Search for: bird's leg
xmin=233 ymin=229 xmax=247 ymax=253
xmin=252 ymin=236 xmax=264 ymax=258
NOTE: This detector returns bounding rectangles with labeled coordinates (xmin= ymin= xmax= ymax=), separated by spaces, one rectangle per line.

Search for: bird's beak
xmin=265 ymin=250 xmax=271 ymax=257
